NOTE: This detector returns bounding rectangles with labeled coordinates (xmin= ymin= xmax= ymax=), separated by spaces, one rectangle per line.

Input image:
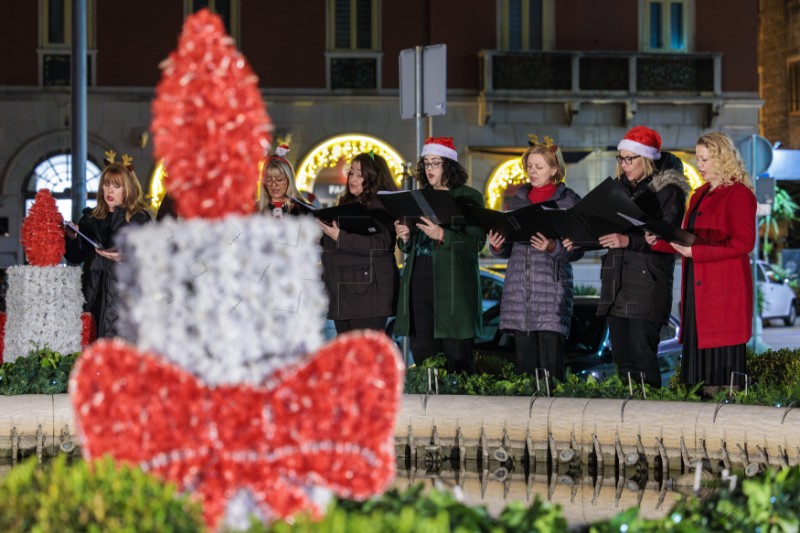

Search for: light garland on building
xmin=296 ymin=134 xmax=405 ymax=191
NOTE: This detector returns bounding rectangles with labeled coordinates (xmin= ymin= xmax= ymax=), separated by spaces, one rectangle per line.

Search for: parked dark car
xmin=324 ymin=267 xmax=682 ymax=386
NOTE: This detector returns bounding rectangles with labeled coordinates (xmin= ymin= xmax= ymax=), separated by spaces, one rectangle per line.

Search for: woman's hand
xmin=394 ymin=220 xmax=411 ymax=243
xmin=96 ymin=247 xmax=121 ymax=263
xmin=64 ymin=222 xmax=78 ymax=240
xmin=416 ymin=217 xmax=444 ymax=242
xmin=530 ymin=232 xmax=555 ymax=252
xmin=317 ymin=219 xmax=340 ymax=241
xmin=671 ymin=242 xmax=692 ymax=258
xmin=599 ymin=233 xmax=629 ymax=250
xmin=644 ymin=231 xmax=659 ymax=246
xmin=488 ymin=230 xmax=505 ymax=251
xmin=562 ymin=238 xmax=577 ymax=252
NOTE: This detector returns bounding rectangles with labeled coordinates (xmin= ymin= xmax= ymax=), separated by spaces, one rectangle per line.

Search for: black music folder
xmin=537 ymin=177 xmax=645 ymax=247
xmin=616 ymin=212 xmax=697 ymax=246
xmin=313 ymin=202 xmax=381 ymax=236
xmin=377 ymin=189 xmax=467 ymax=226
xmin=465 ymin=203 xmax=560 ymax=242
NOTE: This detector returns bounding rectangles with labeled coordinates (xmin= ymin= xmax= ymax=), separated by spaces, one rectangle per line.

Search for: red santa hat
xmin=421 ymin=137 xmax=458 ymax=162
xmin=617 ymin=126 xmax=662 ymax=161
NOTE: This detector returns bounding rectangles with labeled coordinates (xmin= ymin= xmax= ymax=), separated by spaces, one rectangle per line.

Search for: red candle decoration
xmin=21 ymin=189 xmax=65 ymax=267
xmin=151 ymin=9 xmax=271 ymax=219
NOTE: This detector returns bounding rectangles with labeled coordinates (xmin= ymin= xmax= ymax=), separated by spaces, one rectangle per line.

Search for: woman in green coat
xmin=393 ymin=137 xmax=486 ymax=374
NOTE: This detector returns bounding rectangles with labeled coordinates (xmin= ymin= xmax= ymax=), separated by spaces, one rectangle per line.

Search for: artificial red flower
xmin=151 ymin=9 xmax=271 ymax=219
xmin=21 ymin=189 xmax=64 ymax=266
xmin=70 ymin=332 xmax=404 ymax=530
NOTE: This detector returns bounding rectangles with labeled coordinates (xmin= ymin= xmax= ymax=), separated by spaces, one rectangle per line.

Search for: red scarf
xmin=527 ymin=183 xmax=557 ymax=205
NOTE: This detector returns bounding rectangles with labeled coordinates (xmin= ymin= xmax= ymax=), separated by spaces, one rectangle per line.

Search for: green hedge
xmin=0 ymin=455 xmax=204 ymax=533
xmin=5 ymin=455 xmax=800 ymax=532
xmin=0 ymin=348 xmax=78 ymax=395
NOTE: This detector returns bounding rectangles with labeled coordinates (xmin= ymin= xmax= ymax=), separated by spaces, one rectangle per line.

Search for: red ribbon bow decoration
xmin=70 ymin=332 xmax=404 ymax=529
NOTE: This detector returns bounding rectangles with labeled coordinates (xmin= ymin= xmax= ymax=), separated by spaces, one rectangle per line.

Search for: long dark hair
xmin=338 ymin=153 xmax=397 ymax=206
xmin=414 ymin=157 xmax=468 ymax=188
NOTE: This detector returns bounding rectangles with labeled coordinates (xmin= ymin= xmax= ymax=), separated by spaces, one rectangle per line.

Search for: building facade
xmin=0 ymin=0 xmax=759 ymax=265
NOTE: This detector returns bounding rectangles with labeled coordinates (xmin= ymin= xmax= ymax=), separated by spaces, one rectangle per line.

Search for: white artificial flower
xmin=4 ymin=265 xmax=83 ymax=361
xmin=116 ymin=215 xmax=327 ymax=386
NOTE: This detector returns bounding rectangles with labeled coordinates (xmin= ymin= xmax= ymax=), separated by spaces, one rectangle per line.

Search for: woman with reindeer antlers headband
xmin=488 ymin=135 xmax=584 ymax=382
xmin=257 ymin=144 xmax=312 ymax=217
xmin=64 ymin=151 xmax=151 ymax=338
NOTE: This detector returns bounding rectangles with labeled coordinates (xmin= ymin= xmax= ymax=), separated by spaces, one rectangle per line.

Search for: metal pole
xmin=751 ymin=134 xmax=762 ymax=353
xmin=402 ymin=46 xmax=425 ymax=367
xmin=70 ymin=0 xmax=88 ymax=223
xmin=415 ymin=45 xmax=424 ymax=161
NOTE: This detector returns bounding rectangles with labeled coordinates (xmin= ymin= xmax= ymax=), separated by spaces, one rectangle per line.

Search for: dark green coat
xmin=393 ymin=185 xmax=487 ymax=340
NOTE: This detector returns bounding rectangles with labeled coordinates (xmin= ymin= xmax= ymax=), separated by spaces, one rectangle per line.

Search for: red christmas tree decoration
xmin=21 ymin=189 xmax=65 ymax=266
xmin=151 ymin=9 xmax=271 ymax=219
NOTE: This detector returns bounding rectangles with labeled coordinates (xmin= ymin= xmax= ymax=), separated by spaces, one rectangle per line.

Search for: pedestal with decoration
xmin=1 ymin=189 xmax=95 ymax=362
xmin=68 ymin=9 xmax=404 ymax=531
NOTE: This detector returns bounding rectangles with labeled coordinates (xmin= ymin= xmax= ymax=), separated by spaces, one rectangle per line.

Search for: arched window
xmin=25 ymin=153 xmax=101 ymax=220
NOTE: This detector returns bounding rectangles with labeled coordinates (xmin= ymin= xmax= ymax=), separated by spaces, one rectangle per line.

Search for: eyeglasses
xmin=265 ymin=177 xmax=287 ymax=184
xmin=423 ymin=161 xmax=442 ymax=170
xmin=615 ymin=155 xmax=642 ymax=165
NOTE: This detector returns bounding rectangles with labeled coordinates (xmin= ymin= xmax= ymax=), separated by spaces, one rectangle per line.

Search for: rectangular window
xmin=329 ymin=0 xmax=377 ymax=51
xmin=643 ymin=0 xmax=690 ymax=52
xmin=789 ymin=58 xmax=800 ymax=115
xmin=48 ymin=0 xmax=66 ymax=44
xmin=500 ymin=0 xmax=547 ymax=51
xmin=39 ymin=0 xmax=97 ymax=86
xmin=185 ymin=0 xmax=238 ymax=41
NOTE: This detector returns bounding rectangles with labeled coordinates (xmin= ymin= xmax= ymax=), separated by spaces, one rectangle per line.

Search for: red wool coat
xmin=653 ymin=181 xmax=756 ymax=348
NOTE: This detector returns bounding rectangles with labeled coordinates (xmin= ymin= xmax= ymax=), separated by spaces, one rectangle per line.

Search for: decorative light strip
xmin=148 ymin=160 xmax=167 ymax=211
xmin=295 ymin=134 xmax=406 ymax=192
xmin=485 ymin=158 xmax=526 ymax=210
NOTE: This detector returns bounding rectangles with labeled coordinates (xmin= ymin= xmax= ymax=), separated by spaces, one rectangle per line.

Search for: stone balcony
xmin=478 ymin=50 xmax=728 ymax=127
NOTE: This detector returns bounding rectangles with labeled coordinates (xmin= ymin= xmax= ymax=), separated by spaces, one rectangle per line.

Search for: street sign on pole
xmin=399 ymin=44 xmax=447 ymax=119
xmin=737 ymin=135 xmax=773 ymax=177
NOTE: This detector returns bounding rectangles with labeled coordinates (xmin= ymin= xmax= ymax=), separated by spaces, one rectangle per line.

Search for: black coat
xmin=597 ymin=153 xmax=691 ymax=324
xmin=64 ymin=208 xmax=151 ymax=338
xmin=320 ymin=198 xmax=398 ymax=320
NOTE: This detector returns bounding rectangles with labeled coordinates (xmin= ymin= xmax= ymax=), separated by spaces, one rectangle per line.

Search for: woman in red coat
xmin=649 ymin=132 xmax=756 ymax=391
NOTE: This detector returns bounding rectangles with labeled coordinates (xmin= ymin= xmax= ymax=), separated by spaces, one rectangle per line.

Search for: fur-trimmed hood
xmin=649 ymin=151 xmax=692 ymax=195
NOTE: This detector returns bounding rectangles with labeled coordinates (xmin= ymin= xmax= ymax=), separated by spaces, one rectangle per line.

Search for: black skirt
xmin=680 ymin=260 xmax=747 ymax=386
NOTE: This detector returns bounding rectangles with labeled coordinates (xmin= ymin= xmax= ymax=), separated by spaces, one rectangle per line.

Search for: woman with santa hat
xmin=393 ymin=137 xmax=486 ymax=375
xmin=584 ymin=126 xmax=690 ymax=388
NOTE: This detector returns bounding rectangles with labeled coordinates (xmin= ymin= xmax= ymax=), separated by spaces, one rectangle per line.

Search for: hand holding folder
xmin=312 ymin=202 xmax=381 ymax=236
xmin=616 ymin=212 xmax=697 ymax=246
xmin=64 ymin=221 xmax=104 ymax=250
xmin=377 ymin=189 xmax=467 ymax=227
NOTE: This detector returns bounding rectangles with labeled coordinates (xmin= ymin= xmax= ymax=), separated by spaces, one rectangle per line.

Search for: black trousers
xmin=607 ymin=315 xmax=662 ymax=388
xmin=409 ymin=255 xmax=475 ymax=375
xmin=334 ymin=316 xmax=388 ymax=335
xmin=513 ymin=330 xmax=566 ymax=382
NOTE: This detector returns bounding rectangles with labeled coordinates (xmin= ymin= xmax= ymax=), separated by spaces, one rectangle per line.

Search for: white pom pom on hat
xmin=617 ymin=126 xmax=662 ymax=161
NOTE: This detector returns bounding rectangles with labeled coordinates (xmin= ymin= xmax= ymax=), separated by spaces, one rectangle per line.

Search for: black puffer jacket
xmin=597 ymin=153 xmax=691 ymax=324
xmin=491 ymin=183 xmax=584 ymax=336
xmin=64 ymin=208 xmax=151 ymax=338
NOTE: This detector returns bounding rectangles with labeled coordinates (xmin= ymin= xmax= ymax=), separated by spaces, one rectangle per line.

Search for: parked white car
xmin=757 ymin=260 xmax=797 ymax=326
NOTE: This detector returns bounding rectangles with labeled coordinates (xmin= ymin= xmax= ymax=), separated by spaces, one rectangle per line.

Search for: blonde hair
xmin=696 ymin=132 xmax=753 ymax=190
xmin=91 ymin=164 xmax=148 ymax=222
xmin=522 ymin=144 xmax=566 ymax=184
xmin=257 ymin=157 xmax=307 ymax=213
